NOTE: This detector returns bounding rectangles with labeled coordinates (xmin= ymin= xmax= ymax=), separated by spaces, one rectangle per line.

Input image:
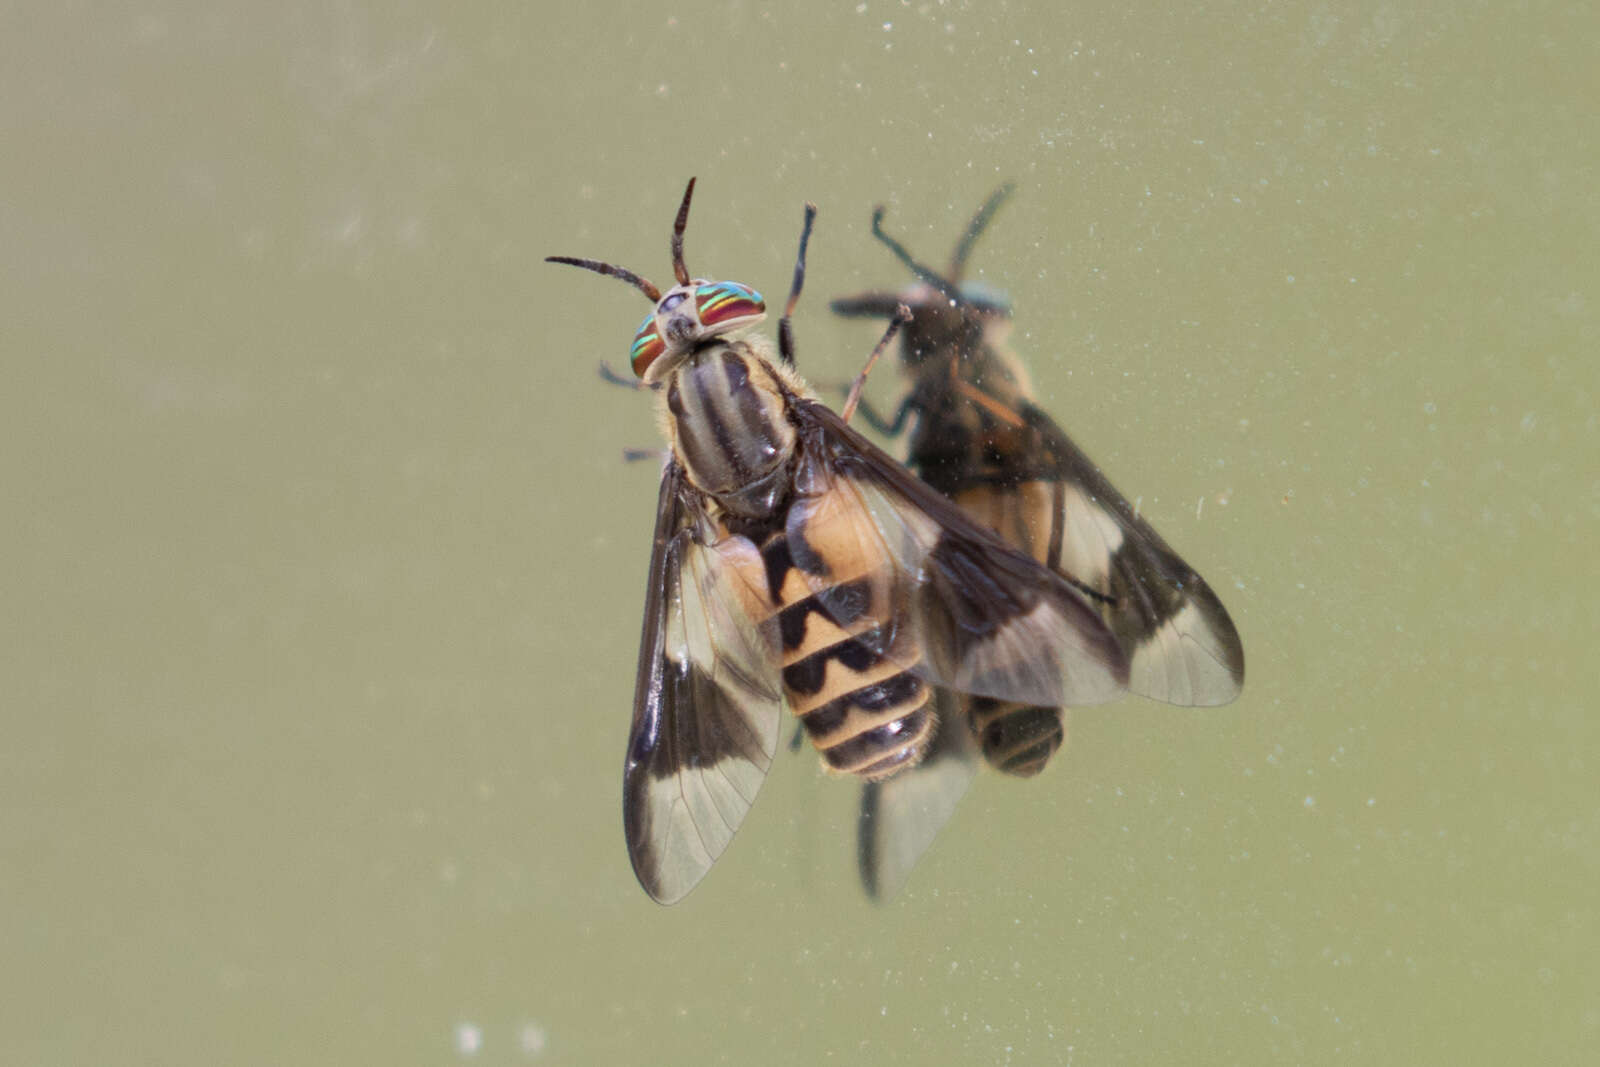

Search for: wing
xmin=1015 ymin=402 xmax=1245 ymax=706
xmin=623 ymin=461 xmax=785 ymax=904
xmin=857 ymin=687 xmax=979 ymax=901
xmin=789 ymin=400 xmax=1129 ymax=709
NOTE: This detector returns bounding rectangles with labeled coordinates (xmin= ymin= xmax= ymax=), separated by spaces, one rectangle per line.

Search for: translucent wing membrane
xmin=624 ymin=464 xmax=784 ymax=904
xmin=1014 ymin=403 xmax=1245 ymax=706
xmin=857 ymin=689 xmax=980 ymax=900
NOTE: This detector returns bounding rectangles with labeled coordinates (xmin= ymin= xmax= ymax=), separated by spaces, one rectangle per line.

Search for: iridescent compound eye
xmin=694 ymin=281 xmax=765 ymax=333
xmin=629 ymin=313 xmax=667 ymax=377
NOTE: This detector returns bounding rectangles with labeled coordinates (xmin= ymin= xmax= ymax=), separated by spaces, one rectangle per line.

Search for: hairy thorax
xmin=660 ymin=340 xmax=800 ymax=520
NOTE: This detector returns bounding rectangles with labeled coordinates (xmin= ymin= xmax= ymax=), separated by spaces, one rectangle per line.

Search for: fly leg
xmin=841 ymin=305 xmax=911 ymax=424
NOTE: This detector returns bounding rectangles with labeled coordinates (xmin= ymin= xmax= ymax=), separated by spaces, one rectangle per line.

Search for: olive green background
xmin=3 ymin=2 xmax=1593 ymax=1063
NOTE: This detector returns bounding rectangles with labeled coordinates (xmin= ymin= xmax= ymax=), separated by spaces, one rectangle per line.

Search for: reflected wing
xmin=857 ymin=688 xmax=979 ymax=901
xmin=1015 ymin=403 xmax=1245 ymax=706
xmin=791 ymin=400 xmax=1129 ymax=709
xmin=624 ymin=462 xmax=784 ymax=905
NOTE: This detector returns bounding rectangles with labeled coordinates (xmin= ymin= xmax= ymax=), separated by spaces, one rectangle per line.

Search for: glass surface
xmin=3 ymin=2 xmax=1593 ymax=1063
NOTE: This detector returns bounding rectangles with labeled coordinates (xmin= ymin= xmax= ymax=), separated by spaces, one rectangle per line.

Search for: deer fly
xmin=547 ymin=179 xmax=1131 ymax=904
xmin=832 ymin=185 xmax=1245 ymax=897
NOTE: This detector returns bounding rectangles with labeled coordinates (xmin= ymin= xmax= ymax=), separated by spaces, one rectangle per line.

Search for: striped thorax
xmin=662 ymin=341 xmax=797 ymax=520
